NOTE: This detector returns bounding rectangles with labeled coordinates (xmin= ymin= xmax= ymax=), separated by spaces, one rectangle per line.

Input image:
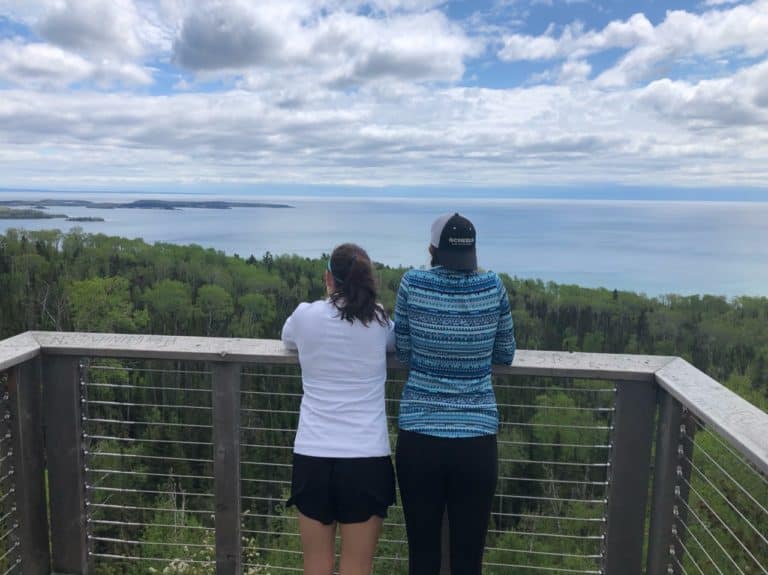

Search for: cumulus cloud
xmin=0 ymin=39 xmax=153 ymax=88
xmin=0 ymin=0 xmax=164 ymax=86
xmin=499 ymin=13 xmax=654 ymax=62
xmin=558 ymin=59 xmax=592 ymax=83
xmin=638 ymin=60 xmax=768 ymax=128
xmin=598 ymin=1 xmax=768 ymax=86
xmin=1 ymin=0 xmax=478 ymax=90
xmin=172 ymin=2 xmax=477 ymax=87
xmin=0 ymin=40 xmax=92 ymax=88
xmin=173 ymin=2 xmax=286 ymax=70
xmin=37 ymin=0 xmax=147 ymax=57
xmin=313 ymin=11 xmax=477 ymax=86
xmin=499 ymin=1 xmax=768 ymax=87
xmin=2 ymin=59 xmax=767 ymax=189
xmin=1 ymin=0 xmax=767 ymax=188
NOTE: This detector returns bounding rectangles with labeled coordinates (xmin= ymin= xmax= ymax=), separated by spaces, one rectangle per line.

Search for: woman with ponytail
xmin=281 ymin=243 xmax=395 ymax=575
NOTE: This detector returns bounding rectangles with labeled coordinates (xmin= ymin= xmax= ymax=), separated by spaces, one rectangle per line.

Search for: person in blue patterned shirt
xmin=394 ymin=212 xmax=516 ymax=575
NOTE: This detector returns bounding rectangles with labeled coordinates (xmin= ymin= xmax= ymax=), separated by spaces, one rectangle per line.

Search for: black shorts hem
xmin=287 ymin=453 xmax=396 ymax=525
xmin=291 ymin=497 xmax=390 ymax=525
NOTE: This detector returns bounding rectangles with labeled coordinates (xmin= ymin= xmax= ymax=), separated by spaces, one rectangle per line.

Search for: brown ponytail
xmin=328 ymin=243 xmax=388 ymax=326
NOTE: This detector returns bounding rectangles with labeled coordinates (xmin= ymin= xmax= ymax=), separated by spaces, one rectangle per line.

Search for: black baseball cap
xmin=430 ymin=212 xmax=477 ymax=271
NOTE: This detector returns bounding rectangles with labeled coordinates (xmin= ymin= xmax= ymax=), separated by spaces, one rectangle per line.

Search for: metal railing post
xmin=8 ymin=358 xmax=51 ymax=574
xmin=647 ymin=388 xmax=683 ymax=575
xmin=670 ymin=409 xmax=696 ymax=574
xmin=44 ymin=355 xmax=90 ymax=574
xmin=212 ymin=362 xmax=242 ymax=574
xmin=603 ymin=380 xmax=657 ymax=575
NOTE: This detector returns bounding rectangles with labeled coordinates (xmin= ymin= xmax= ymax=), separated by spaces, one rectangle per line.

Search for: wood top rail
xmin=20 ymin=331 xmax=673 ymax=381
xmin=656 ymin=358 xmax=768 ymax=476
xmin=1 ymin=331 xmax=766 ymax=474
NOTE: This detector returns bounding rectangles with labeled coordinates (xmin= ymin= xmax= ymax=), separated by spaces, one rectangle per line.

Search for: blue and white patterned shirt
xmin=395 ymin=266 xmax=516 ymax=438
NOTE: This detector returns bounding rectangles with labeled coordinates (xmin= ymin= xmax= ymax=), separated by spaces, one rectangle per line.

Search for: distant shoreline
xmin=0 ymin=198 xmax=293 ymax=221
xmin=0 ymin=199 xmax=294 ymax=210
xmin=0 ymin=207 xmax=107 ymax=222
xmin=0 ymin=207 xmax=66 ymax=220
xmin=1 ymin=186 xmax=767 ymax=203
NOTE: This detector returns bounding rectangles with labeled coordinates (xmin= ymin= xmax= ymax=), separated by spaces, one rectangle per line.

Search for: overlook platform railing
xmin=0 ymin=331 xmax=766 ymax=575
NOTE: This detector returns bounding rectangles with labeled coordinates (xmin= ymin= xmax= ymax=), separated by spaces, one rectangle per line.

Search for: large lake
xmin=1 ymin=192 xmax=767 ymax=298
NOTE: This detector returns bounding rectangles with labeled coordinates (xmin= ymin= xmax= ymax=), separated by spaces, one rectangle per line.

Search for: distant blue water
xmin=2 ymin=192 xmax=767 ymax=298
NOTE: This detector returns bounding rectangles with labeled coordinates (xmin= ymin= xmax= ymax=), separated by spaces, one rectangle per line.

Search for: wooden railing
xmin=0 ymin=331 xmax=766 ymax=575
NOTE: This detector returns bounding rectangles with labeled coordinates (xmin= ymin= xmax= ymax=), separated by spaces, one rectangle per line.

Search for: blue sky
xmin=0 ymin=0 xmax=767 ymax=196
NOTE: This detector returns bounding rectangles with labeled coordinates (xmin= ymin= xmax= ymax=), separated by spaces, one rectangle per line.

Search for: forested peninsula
xmin=0 ymin=198 xmax=294 ymax=210
xmin=0 ymin=228 xmax=765 ymax=574
xmin=0 ymin=199 xmax=293 ymax=222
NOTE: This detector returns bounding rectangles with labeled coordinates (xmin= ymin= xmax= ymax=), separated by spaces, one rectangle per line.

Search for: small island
xmin=0 ymin=199 xmax=294 ymax=210
xmin=0 ymin=198 xmax=293 ymax=222
xmin=0 ymin=207 xmax=67 ymax=219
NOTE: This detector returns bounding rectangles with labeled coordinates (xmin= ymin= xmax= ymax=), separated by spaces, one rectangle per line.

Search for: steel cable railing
xmin=81 ymin=360 xmax=218 ymax=573
xmin=0 ymin=377 xmax=20 ymax=575
xmin=482 ymin=376 xmax=613 ymax=575
xmin=2 ymin=333 xmax=768 ymax=575
xmin=670 ymin=410 xmax=768 ymax=575
xmin=240 ymin=367 xmax=324 ymax=574
xmin=238 ymin=368 xmax=614 ymax=575
xmin=0 ymin=347 xmax=756 ymax=575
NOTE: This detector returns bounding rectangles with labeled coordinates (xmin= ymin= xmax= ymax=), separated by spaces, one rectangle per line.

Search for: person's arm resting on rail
xmin=492 ymin=278 xmax=515 ymax=365
xmin=281 ymin=302 xmax=309 ymax=351
xmin=394 ymin=273 xmax=412 ymax=364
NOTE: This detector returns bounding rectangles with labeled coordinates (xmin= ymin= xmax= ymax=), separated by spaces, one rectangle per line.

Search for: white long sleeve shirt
xmin=281 ymin=299 xmax=395 ymax=458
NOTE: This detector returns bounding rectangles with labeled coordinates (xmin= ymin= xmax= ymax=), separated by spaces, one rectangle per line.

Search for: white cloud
xmin=0 ymin=0 xmax=164 ymax=87
xmin=1 ymin=1 xmax=768 ymax=189
xmin=499 ymin=13 xmax=654 ymax=61
xmin=1 ymin=0 xmax=478 ymax=90
xmin=638 ymin=60 xmax=768 ymax=127
xmin=172 ymin=1 xmax=478 ymax=87
xmin=499 ymin=1 xmax=768 ymax=87
xmin=2 ymin=58 xmax=767 ymax=189
xmin=597 ymin=1 xmax=768 ymax=87
xmin=558 ymin=59 xmax=591 ymax=83
xmin=0 ymin=40 xmax=153 ymax=88
xmin=37 ymin=0 xmax=147 ymax=57
xmin=172 ymin=2 xmax=287 ymax=70
xmin=0 ymin=40 xmax=92 ymax=88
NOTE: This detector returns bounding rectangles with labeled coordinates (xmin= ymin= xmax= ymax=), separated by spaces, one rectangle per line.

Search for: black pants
xmin=395 ymin=429 xmax=498 ymax=575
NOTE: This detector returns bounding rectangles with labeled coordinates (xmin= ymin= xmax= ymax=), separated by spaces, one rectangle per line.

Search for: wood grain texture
xmin=0 ymin=332 xmax=40 ymax=371
xmin=1 ymin=332 xmax=765 ymax=475
xmin=656 ymin=357 xmax=768 ymax=476
xmin=30 ymin=331 xmax=674 ymax=381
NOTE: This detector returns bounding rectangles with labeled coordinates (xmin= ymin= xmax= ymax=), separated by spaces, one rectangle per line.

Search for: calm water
xmin=2 ymin=192 xmax=767 ymax=298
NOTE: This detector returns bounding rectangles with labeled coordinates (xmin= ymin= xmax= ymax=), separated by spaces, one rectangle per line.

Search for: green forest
xmin=0 ymin=228 xmax=766 ymax=574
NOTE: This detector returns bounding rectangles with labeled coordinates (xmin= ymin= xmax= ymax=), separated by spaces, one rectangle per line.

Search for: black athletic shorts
xmin=287 ymin=452 xmax=396 ymax=525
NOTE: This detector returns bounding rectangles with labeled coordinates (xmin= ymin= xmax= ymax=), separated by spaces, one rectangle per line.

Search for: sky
xmin=0 ymin=0 xmax=767 ymax=196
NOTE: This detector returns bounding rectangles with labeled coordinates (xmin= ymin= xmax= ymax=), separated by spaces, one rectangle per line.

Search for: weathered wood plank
xmin=5 ymin=332 xmax=765 ymax=473
xmin=0 ymin=332 xmax=40 ymax=371
xmin=8 ymin=357 xmax=51 ymax=575
xmin=646 ymin=389 xmax=683 ymax=575
xmin=44 ymin=355 xmax=90 ymax=573
xmin=211 ymin=363 xmax=242 ymax=575
xmin=29 ymin=332 xmax=674 ymax=381
xmin=33 ymin=331 xmax=296 ymax=365
xmin=656 ymin=357 xmax=768 ymax=476
xmin=603 ymin=380 xmax=657 ymax=575
xmin=489 ymin=349 xmax=674 ymax=381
